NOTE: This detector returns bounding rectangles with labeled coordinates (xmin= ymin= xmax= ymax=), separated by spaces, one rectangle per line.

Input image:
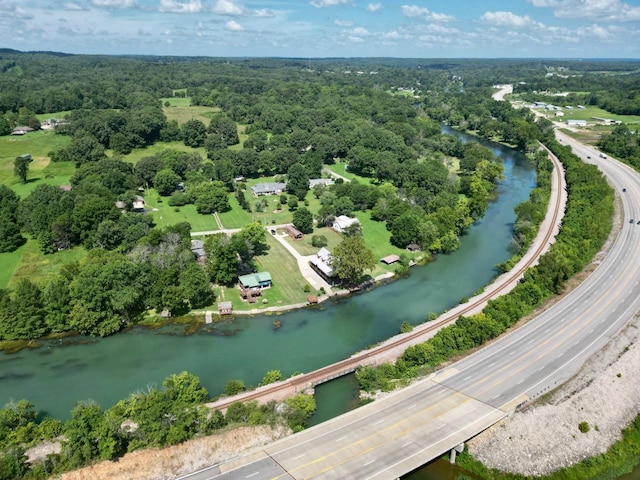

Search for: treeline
xmin=599 ymin=124 xmax=640 ymax=169
xmin=0 ymin=371 xmax=315 ymax=480
xmin=356 ymin=133 xmax=613 ymax=393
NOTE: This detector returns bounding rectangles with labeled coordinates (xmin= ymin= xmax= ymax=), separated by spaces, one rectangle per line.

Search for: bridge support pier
xmin=449 ymin=443 xmax=464 ymax=464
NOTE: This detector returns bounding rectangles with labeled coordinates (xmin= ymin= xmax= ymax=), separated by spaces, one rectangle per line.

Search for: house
xmin=250 ymin=182 xmax=286 ymax=196
xmin=555 ymin=111 xmax=565 ymax=117
xmin=567 ymin=119 xmax=587 ymax=127
xmin=218 ymin=301 xmax=233 ymax=315
xmin=309 ymin=178 xmax=333 ymax=188
xmin=332 ymin=215 xmax=360 ymax=233
xmin=285 ymin=225 xmax=303 ymax=240
xmin=132 ymin=196 xmax=145 ymax=212
xmin=11 ymin=126 xmax=34 ymax=135
xmin=406 ymin=243 xmax=420 ymax=252
xmin=381 ymin=254 xmax=400 ymax=265
xmin=238 ymin=272 xmax=272 ymax=290
xmin=190 ymin=239 xmax=206 ymax=264
xmin=309 ymin=247 xmax=338 ymax=284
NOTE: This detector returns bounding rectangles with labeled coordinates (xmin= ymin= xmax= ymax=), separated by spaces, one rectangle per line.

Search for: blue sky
xmin=2 ymin=0 xmax=640 ymax=58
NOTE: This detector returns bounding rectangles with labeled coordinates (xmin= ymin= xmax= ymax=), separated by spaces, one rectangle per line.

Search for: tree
xmin=0 ymin=211 xmax=25 ymax=253
xmin=162 ymin=371 xmax=209 ymax=404
xmin=134 ymin=156 xmax=164 ymax=188
xmin=331 ymin=235 xmax=376 ymax=288
xmin=287 ymin=163 xmax=310 ymax=200
xmin=193 ymin=182 xmax=230 ymax=214
xmin=13 ymin=154 xmax=32 ymax=184
xmin=204 ymin=234 xmax=239 ymax=285
xmin=181 ymin=119 xmax=207 ymax=148
xmin=240 ymin=222 xmax=267 ymax=255
xmin=292 ymin=207 xmax=313 ymax=234
xmin=179 ymin=263 xmax=213 ymax=308
xmin=154 ymin=168 xmax=181 ymax=196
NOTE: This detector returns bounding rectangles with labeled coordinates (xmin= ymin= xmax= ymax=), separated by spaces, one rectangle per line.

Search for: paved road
xmin=182 ymin=134 xmax=640 ymax=479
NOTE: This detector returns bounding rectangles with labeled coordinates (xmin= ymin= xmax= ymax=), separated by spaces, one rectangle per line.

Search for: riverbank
xmin=467 ymin=190 xmax=640 ymax=477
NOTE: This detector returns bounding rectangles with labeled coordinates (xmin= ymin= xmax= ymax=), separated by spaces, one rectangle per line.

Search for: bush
xmin=311 ymin=235 xmax=328 ymax=248
xmin=579 ymin=421 xmax=590 ymax=433
xmin=223 ymin=379 xmax=246 ymax=396
xmin=400 ymin=320 xmax=413 ymax=333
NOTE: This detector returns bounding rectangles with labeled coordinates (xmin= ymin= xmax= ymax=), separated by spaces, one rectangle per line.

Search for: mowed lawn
xmin=143 ymin=188 xmax=221 ymax=232
xmin=161 ymin=99 xmax=221 ymax=127
xmin=324 ymin=162 xmax=373 ymax=184
xmin=283 ymin=227 xmax=344 ymax=256
xmin=215 ymin=234 xmax=310 ymax=312
xmin=121 ymin=141 xmax=206 ymax=165
xmin=0 ymin=131 xmax=73 ymax=192
xmin=537 ymin=105 xmax=640 ymax=124
xmin=2 ymin=240 xmax=86 ymax=289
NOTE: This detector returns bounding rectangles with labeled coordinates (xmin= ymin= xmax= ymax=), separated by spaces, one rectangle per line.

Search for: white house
xmin=332 ymin=215 xmax=360 ymax=233
xmin=251 ymin=182 xmax=286 ymax=196
xmin=567 ymin=119 xmax=587 ymax=127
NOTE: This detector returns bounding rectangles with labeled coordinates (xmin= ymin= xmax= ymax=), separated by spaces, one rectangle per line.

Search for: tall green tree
xmin=292 ymin=207 xmax=314 ymax=234
xmin=287 ymin=163 xmax=310 ymax=200
xmin=331 ymin=235 xmax=376 ymax=288
xmin=13 ymin=155 xmax=32 ymax=184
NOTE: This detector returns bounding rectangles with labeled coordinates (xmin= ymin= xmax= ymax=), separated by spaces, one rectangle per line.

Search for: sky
xmin=2 ymin=0 xmax=640 ymax=58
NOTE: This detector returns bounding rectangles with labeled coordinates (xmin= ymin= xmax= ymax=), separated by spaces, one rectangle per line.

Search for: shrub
xmin=311 ymin=235 xmax=328 ymax=248
xmin=223 ymin=379 xmax=246 ymax=396
xmin=579 ymin=421 xmax=590 ymax=433
xmin=400 ymin=321 xmax=414 ymax=333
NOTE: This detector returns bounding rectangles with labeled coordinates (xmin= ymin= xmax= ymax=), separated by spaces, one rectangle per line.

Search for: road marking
xmin=407 ymin=404 xmax=416 ymax=410
xmin=293 ymin=454 xmax=306 ymax=460
xmin=573 ymin=307 xmax=578 ymax=313
xmin=402 ymin=442 xmax=412 ymax=448
xmin=538 ymin=366 xmax=545 ymax=371
xmin=510 ymin=350 xmax=516 ymax=355
xmin=488 ymin=362 xmax=495 ymax=367
xmin=558 ymin=352 xmax=564 ymax=357
xmin=517 ymin=379 xmax=523 ymax=385
xmin=375 ymin=419 xmax=384 ymax=425
xmin=491 ymin=394 xmax=499 ymax=400
xmin=528 ymin=339 xmax=534 ymax=345
xmin=246 ymin=472 xmax=260 ymax=478
xmin=436 ymin=424 xmax=445 ymax=430
xmin=464 ymin=375 xmax=472 ymax=381
xmin=545 ymin=327 xmax=551 ymax=333
xmin=337 ymin=436 xmax=348 ymax=442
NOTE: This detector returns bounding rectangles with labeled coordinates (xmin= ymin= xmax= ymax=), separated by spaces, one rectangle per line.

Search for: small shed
xmin=218 ymin=301 xmax=233 ymax=315
xmin=285 ymin=224 xmax=303 ymax=240
xmin=307 ymin=295 xmax=318 ymax=304
xmin=406 ymin=243 xmax=420 ymax=252
xmin=381 ymin=254 xmax=400 ymax=265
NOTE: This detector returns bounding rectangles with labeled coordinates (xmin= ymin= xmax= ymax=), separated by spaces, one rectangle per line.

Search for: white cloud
xmin=334 ymin=19 xmax=354 ymax=26
xmin=427 ymin=12 xmax=454 ymax=23
xmin=91 ymin=0 xmax=137 ymax=7
xmin=577 ymin=23 xmax=610 ymax=39
xmin=310 ymin=0 xmax=352 ymax=8
xmin=225 ymin=20 xmax=243 ymax=31
xmin=63 ymin=2 xmax=87 ymax=10
xmin=527 ymin=0 xmax=640 ymax=22
xmin=347 ymin=35 xmax=364 ymax=42
xmin=480 ymin=11 xmax=539 ymax=28
xmin=212 ymin=0 xmax=274 ymax=17
xmin=352 ymin=26 xmax=369 ymax=35
xmin=400 ymin=5 xmax=429 ymax=18
xmin=159 ymin=0 xmax=204 ymax=14
xmin=0 ymin=2 xmax=33 ymax=19
xmin=366 ymin=3 xmax=381 ymax=13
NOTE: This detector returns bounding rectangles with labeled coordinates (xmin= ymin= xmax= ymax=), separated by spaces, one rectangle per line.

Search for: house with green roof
xmin=238 ymin=272 xmax=272 ymax=290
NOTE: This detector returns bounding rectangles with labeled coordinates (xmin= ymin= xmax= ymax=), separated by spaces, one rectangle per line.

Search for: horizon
xmin=2 ymin=0 xmax=640 ymax=59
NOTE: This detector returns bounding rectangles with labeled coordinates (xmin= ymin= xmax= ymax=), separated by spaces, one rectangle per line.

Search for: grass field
xmin=143 ymin=188 xmax=221 ymax=232
xmin=1 ymin=240 xmax=86 ymax=289
xmin=120 ymin=141 xmax=206 ymax=165
xmin=324 ymin=162 xmax=373 ymax=184
xmin=0 ymin=131 xmax=72 ymax=191
xmin=215 ymin=234 xmax=310 ymax=312
xmin=535 ymin=105 xmax=640 ymax=124
xmin=228 ymin=124 xmax=248 ymax=151
xmin=161 ymin=100 xmax=221 ymax=127
xmin=283 ymin=228 xmax=344 ymax=256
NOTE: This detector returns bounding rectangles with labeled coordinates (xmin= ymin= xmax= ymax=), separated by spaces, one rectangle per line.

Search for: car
xmin=270 ymin=229 xmax=276 ymax=235
xmin=630 ymin=219 xmax=635 ymax=224
xmin=587 ymin=155 xmax=591 ymax=159
xmin=637 ymin=220 xmax=640 ymax=225
xmin=623 ymin=188 xmax=627 ymax=192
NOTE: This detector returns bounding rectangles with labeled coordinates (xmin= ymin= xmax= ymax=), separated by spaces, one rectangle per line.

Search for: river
xmin=1 ymin=127 xmax=536 ymax=421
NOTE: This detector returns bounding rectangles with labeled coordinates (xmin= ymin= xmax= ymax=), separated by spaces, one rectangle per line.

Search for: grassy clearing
xmin=215 ymin=194 xmax=252 ymax=229
xmin=324 ymin=162 xmax=373 ymax=184
xmin=0 ymin=243 xmax=27 ymax=289
xmin=535 ymin=105 xmax=640 ymax=124
xmin=162 ymin=103 xmax=221 ymax=127
xmin=228 ymin=124 xmax=248 ymax=151
xmin=0 ymin=131 xmax=72 ymax=190
xmin=35 ymin=111 xmax=73 ymax=121
xmin=283 ymin=228 xmax=344 ymax=256
xmin=7 ymin=240 xmax=86 ymax=288
xmin=143 ymin=188 xmax=220 ymax=232
xmin=120 ymin=141 xmax=206 ymax=165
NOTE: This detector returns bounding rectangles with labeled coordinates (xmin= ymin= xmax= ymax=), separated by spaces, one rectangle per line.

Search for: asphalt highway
xmin=180 ymin=133 xmax=640 ymax=480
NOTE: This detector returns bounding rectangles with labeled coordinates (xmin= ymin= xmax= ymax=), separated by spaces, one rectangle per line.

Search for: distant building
xmin=309 ymin=178 xmax=333 ymax=188
xmin=406 ymin=243 xmax=421 ymax=252
xmin=309 ymin=247 xmax=337 ymax=284
xmin=567 ymin=119 xmax=587 ymax=127
xmin=251 ymin=182 xmax=286 ymax=196
xmin=332 ymin=215 xmax=360 ymax=233
xmin=555 ymin=111 xmax=565 ymax=117
xmin=533 ymin=102 xmax=547 ymax=108
xmin=285 ymin=225 xmax=303 ymax=240
xmin=11 ymin=126 xmax=34 ymax=135
xmin=191 ymin=239 xmax=206 ymax=265
xmin=381 ymin=254 xmax=400 ymax=265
